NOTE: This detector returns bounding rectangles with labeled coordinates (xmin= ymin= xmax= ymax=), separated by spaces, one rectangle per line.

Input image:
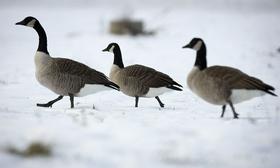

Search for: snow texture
xmin=0 ymin=0 xmax=280 ymax=168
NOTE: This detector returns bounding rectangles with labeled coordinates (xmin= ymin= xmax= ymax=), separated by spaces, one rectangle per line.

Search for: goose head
xmin=103 ymin=43 xmax=124 ymax=68
xmin=15 ymin=16 xmax=38 ymax=28
xmin=102 ymin=43 xmax=120 ymax=53
xmin=183 ymin=38 xmax=204 ymax=51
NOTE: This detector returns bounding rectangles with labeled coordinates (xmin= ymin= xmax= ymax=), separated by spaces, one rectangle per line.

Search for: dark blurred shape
xmin=109 ymin=18 xmax=155 ymax=36
xmin=0 ymin=80 xmax=7 ymax=85
xmin=7 ymin=142 xmax=51 ymax=157
xmin=277 ymin=47 xmax=280 ymax=53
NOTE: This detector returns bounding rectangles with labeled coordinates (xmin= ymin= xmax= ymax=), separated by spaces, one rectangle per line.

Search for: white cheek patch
xmin=109 ymin=45 xmax=115 ymax=53
xmin=27 ymin=19 xmax=36 ymax=27
xmin=193 ymin=41 xmax=202 ymax=51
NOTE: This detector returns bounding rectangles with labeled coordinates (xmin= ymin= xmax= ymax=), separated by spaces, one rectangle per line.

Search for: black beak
xmin=182 ymin=44 xmax=191 ymax=49
xmin=15 ymin=21 xmax=24 ymax=25
xmin=102 ymin=48 xmax=108 ymax=52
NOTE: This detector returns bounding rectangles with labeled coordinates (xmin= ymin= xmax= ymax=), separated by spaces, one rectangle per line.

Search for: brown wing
xmin=123 ymin=64 xmax=181 ymax=88
xmin=53 ymin=58 xmax=113 ymax=85
xmin=204 ymin=66 xmax=275 ymax=93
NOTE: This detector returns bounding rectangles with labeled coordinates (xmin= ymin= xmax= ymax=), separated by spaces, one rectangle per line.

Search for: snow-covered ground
xmin=0 ymin=1 xmax=280 ymax=168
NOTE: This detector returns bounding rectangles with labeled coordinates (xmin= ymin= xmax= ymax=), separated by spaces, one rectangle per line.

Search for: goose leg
xmin=69 ymin=93 xmax=74 ymax=108
xmin=135 ymin=96 xmax=139 ymax=107
xmin=221 ymin=105 xmax=226 ymax=118
xmin=37 ymin=95 xmax=64 ymax=108
xmin=155 ymin=96 xmax=165 ymax=108
xmin=228 ymin=101 xmax=239 ymax=119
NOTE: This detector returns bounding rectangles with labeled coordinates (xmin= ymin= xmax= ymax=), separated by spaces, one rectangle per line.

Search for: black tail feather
xmin=167 ymin=85 xmax=183 ymax=91
xmin=264 ymin=83 xmax=275 ymax=91
xmin=263 ymin=83 xmax=277 ymax=96
xmin=172 ymin=81 xmax=183 ymax=88
xmin=105 ymin=82 xmax=120 ymax=91
xmin=264 ymin=89 xmax=277 ymax=96
xmin=166 ymin=80 xmax=183 ymax=91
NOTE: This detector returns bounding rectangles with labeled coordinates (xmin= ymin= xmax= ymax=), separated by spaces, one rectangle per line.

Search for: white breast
xmin=144 ymin=87 xmax=172 ymax=98
xmin=34 ymin=51 xmax=51 ymax=71
xmin=187 ymin=67 xmax=200 ymax=91
xmin=75 ymin=84 xmax=111 ymax=97
xmin=230 ymin=89 xmax=265 ymax=104
xmin=34 ymin=51 xmax=52 ymax=87
xmin=187 ymin=67 xmax=227 ymax=105
xmin=109 ymin=64 xmax=121 ymax=81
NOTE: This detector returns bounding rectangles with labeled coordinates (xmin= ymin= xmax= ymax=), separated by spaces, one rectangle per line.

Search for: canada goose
xmin=183 ymin=38 xmax=277 ymax=119
xmin=15 ymin=16 xmax=119 ymax=108
xmin=102 ymin=43 xmax=183 ymax=107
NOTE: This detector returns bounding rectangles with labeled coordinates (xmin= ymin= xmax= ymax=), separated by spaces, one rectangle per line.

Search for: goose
xmin=183 ymin=37 xmax=277 ymax=119
xmin=15 ymin=16 xmax=119 ymax=108
xmin=102 ymin=43 xmax=183 ymax=108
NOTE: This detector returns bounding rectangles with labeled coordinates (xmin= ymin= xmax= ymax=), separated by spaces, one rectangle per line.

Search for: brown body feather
xmin=203 ymin=66 xmax=275 ymax=93
xmin=184 ymin=37 xmax=276 ymax=118
xmin=35 ymin=52 xmax=119 ymax=96
xmin=188 ymin=66 xmax=276 ymax=105
xmin=103 ymin=42 xmax=183 ymax=107
xmin=110 ymin=64 xmax=182 ymax=97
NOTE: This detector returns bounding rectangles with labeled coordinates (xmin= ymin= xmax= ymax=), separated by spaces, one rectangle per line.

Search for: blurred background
xmin=1 ymin=0 xmax=280 ymax=10
xmin=0 ymin=1 xmax=280 ymax=168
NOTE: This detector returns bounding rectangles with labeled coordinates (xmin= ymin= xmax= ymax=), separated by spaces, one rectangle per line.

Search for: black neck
xmin=34 ymin=22 xmax=49 ymax=55
xmin=194 ymin=43 xmax=207 ymax=70
xmin=113 ymin=46 xmax=124 ymax=68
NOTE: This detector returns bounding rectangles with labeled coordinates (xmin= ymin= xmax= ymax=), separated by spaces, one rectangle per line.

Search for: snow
xmin=1 ymin=1 xmax=280 ymax=168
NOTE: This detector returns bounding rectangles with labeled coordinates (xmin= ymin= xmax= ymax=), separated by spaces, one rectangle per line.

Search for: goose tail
xmin=166 ymin=81 xmax=183 ymax=91
xmin=262 ymin=83 xmax=277 ymax=96
xmin=172 ymin=81 xmax=183 ymax=88
xmin=105 ymin=82 xmax=120 ymax=91
xmin=167 ymin=85 xmax=183 ymax=91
